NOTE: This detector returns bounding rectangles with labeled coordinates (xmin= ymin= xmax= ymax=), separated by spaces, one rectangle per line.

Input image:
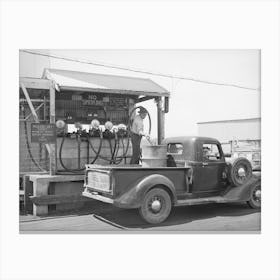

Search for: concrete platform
xmin=28 ymin=174 xmax=86 ymax=216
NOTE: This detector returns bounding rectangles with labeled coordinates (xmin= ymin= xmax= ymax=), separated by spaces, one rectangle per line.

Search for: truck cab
xmin=165 ymin=136 xmax=228 ymax=195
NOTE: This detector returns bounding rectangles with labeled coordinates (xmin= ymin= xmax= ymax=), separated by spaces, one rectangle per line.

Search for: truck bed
xmin=83 ymin=164 xmax=191 ymax=208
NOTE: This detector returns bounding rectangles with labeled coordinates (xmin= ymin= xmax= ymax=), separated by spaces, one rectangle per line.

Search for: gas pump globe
xmin=105 ymin=121 xmax=113 ymax=131
xmin=74 ymin=122 xmax=83 ymax=131
xmin=91 ymin=119 xmax=100 ymax=130
xmin=118 ymin=123 xmax=126 ymax=131
xmin=56 ymin=119 xmax=66 ymax=129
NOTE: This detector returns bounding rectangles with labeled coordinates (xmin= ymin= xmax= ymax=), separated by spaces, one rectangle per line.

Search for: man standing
xmin=130 ymin=106 xmax=150 ymax=164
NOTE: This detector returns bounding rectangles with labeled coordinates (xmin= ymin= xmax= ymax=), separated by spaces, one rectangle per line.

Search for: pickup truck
xmin=82 ymin=136 xmax=261 ymax=224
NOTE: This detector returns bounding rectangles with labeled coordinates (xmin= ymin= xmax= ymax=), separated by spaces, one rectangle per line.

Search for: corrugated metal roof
xmin=42 ymin=68 xmax=169 ymax=97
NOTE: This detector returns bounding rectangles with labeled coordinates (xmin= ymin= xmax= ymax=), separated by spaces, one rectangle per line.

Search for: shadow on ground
xmin=80 ymin=201 xmax=260 ymax=230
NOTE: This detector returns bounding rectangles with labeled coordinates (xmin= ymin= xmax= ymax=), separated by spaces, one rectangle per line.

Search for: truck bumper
xmin=82 ymin=190 xmax=114 ymax=204
xmin=82 ymin=190 xmax=138 ymax=209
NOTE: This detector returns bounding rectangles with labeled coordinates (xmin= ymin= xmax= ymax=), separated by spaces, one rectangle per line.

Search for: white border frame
xmin=1 ymin=1 xmax=280 ymax=280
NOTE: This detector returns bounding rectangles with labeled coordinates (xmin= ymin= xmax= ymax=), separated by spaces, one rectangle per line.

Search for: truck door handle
xmin=202 ymin=162 xmax=209 ymax=167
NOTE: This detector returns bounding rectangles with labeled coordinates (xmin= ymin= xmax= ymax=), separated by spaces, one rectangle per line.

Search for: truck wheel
xmin=139 ymin=188 xmax=172 ymax=224
xmin=247 ymin=183 xmax=261 ymax=209
xmin=228 ymin=157 xmax=253 ymax=187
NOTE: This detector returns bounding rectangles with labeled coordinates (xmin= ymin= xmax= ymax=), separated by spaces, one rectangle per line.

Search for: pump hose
xmin=111 ymin=106 xmax=152 ymax=165
xmin=58 ymin=132 xmax=86 ymax=172
xmin=112 ymin=135 xmax=128 ymax=165
xmin=22 ymin=108 xmax=46 ymax=172
xmin=111 ymin=132 xmax=128 ymax=164
xmin=108 ymin=135 xmax=114 ymax=163
xmin=110 ymin=133 xmax=119 ymax=164
xmin=87 ymin=131 xmax=112 ymax=163
xmin=87 ymin=106 xmax=151 ymax=165
xmin=86 ymin=130 xmax=103 ymax=164
xmin=111 ymin=136 xmax=120 ymax=164
xmin=88 ymin=132 xmax=118 ymax=164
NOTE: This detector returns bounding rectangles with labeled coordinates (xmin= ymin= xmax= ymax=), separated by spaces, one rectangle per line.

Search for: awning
xmin=42 ymin=68 xmax=169 ymax=97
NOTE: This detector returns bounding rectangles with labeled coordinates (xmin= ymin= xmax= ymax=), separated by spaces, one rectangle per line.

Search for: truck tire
xmin=227 ymin=157 xmax=253 ymax=187
xmin=247 ymin=182 xmax=261 ymax=209
xmin=139 ymin=188 xmax=172 ymax=224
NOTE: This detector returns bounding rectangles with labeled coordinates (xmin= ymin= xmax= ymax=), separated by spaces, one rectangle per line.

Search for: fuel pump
xmin=107 ymin=122 xmax=118 ymax=164
xmin=87 ymin=119 xmax=103 ymax=164
xmin=58 ymin=120 xmax=87 ymax=173
xmin=109 ymin=106 xmax=152 ymax=164
xmin=57 ymin=118 xmax=105 ymax=172
xmin=112 ymin=124 xmax=129 ymax=164
xmin=88 ymin=106 xmax=151 ymax=165
xmin=87 ymin=120 xmax=121 ymax=164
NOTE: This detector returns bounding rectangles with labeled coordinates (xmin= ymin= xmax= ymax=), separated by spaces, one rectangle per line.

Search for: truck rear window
xmin=167 ymin=143 xmax=183 ymax=155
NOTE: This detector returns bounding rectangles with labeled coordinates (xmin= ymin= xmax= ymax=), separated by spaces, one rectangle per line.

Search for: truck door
xmin=193 ymin=141 xmax=226 ymax=193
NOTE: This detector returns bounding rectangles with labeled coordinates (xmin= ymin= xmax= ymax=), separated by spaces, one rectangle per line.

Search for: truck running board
xmin=176 ymin=196 xmax=228 ymax=206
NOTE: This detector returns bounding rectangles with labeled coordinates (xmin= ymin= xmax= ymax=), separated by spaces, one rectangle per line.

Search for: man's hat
xmin=138 ymin=106 xmax=147 ymax=114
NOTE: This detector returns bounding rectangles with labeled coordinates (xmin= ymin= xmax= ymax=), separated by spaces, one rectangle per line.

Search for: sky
xmin=20 ymin=49 xmax=260 ymax=138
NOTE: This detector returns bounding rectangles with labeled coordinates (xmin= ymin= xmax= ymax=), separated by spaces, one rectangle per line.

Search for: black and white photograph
xmin=1 ymin=1 xmax=280 ymax=280
xmin=19 ymin=49 xmax=261 ymax=232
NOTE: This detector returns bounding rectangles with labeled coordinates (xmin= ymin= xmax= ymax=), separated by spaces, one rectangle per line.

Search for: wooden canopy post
xmin=49 ymin=82 xmax=57 ymax=175
xmin=157 ymin=97 xmax=165 ymax=145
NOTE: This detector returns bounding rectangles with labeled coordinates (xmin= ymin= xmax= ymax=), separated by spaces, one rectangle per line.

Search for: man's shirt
xmin=131 ymin=115 xmax=144 ymax=135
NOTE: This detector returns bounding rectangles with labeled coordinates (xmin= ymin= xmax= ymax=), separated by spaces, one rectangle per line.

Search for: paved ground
xmin=20 ymin=201 xmax=261 ymax=233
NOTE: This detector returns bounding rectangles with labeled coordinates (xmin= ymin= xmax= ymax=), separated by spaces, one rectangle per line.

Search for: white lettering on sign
xmin=31 ymin=123 xmax=56 ymax=143
xmin=82 ymin=100 xmax=104 ymax=106
xmin=88 ymin=95 xmax=97 ymax=100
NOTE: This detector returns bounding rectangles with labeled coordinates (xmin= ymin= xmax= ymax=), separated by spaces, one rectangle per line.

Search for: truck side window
xmin=203 ymin=144 xmax=221 ymax=161
xmin=167 ymin=143 xmax=183 ymax=155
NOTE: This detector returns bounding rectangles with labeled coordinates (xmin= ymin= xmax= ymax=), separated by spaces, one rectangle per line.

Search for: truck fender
xmin=222 ymin=174 xmax=261 ymax=202
xmin=114 ymin=174 xmax=177 ymax=209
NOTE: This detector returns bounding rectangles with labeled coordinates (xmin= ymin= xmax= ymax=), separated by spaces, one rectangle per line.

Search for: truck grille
xmin=87 ymin=171 xmax=111 ymax=192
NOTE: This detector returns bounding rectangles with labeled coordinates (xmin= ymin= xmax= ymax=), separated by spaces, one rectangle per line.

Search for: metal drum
xmin=141 ymin=145 xmax=167 ymax=167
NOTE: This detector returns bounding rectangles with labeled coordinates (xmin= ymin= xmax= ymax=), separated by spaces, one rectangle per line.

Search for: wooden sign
xmin=31 ymin=123 xmax=56 ymax=143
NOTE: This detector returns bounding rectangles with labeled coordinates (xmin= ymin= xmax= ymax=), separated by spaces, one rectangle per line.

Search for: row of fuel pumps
xmin=55 ymin=105 xmax=151 ymax=173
